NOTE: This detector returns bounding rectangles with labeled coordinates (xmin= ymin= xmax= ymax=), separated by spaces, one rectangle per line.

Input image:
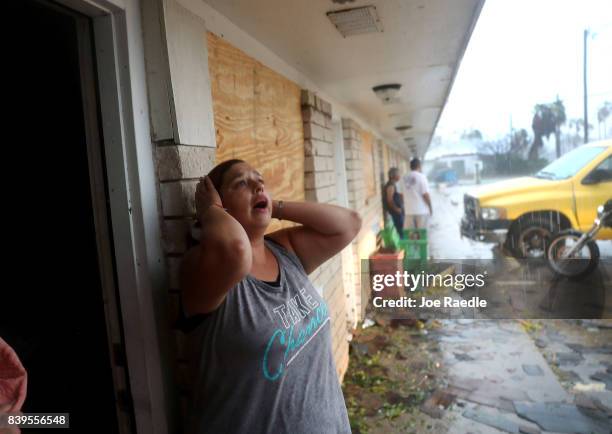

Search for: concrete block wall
xmin=342 ymin=118 xmax=385 ymax=323
xmin=301 ymin=90 xmax=350 ymax=380
xmin=154 ymin=140 xmax=217 ymax=423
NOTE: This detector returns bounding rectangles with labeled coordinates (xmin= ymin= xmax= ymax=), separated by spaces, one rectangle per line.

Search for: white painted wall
xmin=163 ymin=0 xmax=216 ymax=147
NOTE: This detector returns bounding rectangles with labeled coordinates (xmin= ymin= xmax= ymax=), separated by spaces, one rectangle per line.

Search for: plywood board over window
xmin=207 ymin=32 xmax=304 ymax=232
xmin=361 ymin=130 xmax=376 ymax=201
xmin=382 ymin=143 xmax=389 ymax=180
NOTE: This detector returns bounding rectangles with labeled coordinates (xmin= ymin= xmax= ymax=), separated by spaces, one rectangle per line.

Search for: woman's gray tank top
xmin=186 ymin=238 xmax=351 ymax=434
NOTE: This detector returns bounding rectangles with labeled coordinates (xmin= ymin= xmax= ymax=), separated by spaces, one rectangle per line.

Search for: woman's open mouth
xmin=253 ymin=198 xmax=269 ymax=213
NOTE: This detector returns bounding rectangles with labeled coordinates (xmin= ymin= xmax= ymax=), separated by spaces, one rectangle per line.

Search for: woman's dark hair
xmin=207 ymin=159 xmax=245 ymax=195
xmin=188 ymin=159 xmax=246 ymax=248
xmin=410 ymin=158 xmax=421 ymax=171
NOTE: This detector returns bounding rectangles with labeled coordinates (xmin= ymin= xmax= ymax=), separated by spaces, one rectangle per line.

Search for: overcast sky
xmin=434 ymin=0 xmax=612 ymax=142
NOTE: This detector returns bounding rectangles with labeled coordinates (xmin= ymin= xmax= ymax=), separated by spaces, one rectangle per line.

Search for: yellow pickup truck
xmin=461 ymin=140 xmax=612 ymax=257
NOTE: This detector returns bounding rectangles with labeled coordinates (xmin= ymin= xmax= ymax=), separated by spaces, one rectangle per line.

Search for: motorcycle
xmin=547 ymin=199 xmax=612 ymax=278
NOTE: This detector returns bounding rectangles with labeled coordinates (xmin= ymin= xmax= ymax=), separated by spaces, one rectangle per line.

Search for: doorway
xmin=2 ymin=1 xmax=132 ymax=432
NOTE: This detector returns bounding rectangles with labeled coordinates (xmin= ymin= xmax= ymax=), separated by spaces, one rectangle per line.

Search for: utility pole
xmin=583 ymin=29 xmax=589 ymax=144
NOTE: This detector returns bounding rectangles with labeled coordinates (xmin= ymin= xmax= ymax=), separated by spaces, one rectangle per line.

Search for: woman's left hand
xmin=268 ymin=201 xmax=361 ymax=274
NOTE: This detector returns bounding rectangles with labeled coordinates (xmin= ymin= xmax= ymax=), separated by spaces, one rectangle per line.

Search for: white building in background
xmin=425 ymin=139 xmax=483 ymax=178
xmin=429 ymin=153 xmax=483 ymax=177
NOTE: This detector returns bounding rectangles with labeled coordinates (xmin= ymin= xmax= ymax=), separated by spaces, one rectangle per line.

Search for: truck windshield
xmin=534 ymin=146 xmax=606 ymax=180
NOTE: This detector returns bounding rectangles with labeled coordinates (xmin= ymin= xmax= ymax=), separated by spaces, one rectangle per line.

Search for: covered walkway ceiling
xmin=202 ymin=0 xmax=484 ymax=157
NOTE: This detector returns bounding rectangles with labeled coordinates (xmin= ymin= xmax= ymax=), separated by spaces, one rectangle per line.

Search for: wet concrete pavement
xmin=431 ymin=319 xmax=612 ymax=433
xmin=344 ymin=316 xmax=612 ymax=433
xmin=414 ymin=181 xmax=612 ymax=433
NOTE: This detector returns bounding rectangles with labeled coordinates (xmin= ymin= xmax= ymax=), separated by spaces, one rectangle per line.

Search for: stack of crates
xmin=399 ymin=229 xmax=428 ymax=272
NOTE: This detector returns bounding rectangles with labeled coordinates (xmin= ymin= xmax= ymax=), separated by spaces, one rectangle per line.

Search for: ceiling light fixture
xmin=395 ymin=125 xmax=413 ymax=132
xmin=372 ymin=84 xmax=401 ymax=104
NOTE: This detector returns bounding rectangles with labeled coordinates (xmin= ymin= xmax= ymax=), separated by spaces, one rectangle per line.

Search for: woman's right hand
xmin=183 ymin=176 xmax=252 ymax=316
xmin=195 ymin=176 xmax=223 ymax=221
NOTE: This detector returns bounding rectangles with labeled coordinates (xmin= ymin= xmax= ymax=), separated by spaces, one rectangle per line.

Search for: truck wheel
xmin=506 ymin=217 xmax=559 ymax=259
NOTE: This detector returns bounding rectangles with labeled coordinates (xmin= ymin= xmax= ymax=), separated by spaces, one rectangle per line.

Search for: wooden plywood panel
xmin=361 ymin=130 xmax=376 ymax=200
xmin=382 ymin=143 xmax=389 ymax=179
xmin=207 ymin=33 xmax=304 ymax=232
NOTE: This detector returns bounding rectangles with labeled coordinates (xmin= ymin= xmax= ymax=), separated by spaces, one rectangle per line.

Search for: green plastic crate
xmin=399 ymin=229 xmax=428 ymax=271
xmin=399 ymin=242 xmax=427 ymax=271
xmin=403 ymin=228 xmax=428 ymax=241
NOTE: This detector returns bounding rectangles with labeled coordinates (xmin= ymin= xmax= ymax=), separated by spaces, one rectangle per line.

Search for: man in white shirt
xmin=400 ymin=158 xmax=432 ymax=229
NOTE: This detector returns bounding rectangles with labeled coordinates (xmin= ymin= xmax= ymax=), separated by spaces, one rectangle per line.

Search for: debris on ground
xmin=554 ymin=351 xmax=583 ymax=366
xmin=461 ymin=407 xmax=522 ymax=433
xmin=452 ymin=352 xmax=475 ymax=362
xmin=419 ymin=388 xmax=455 ymax=419
xmin=589 ymin=371 xmax=612 ymax=391
xmin=513 ymin=401 xmax=610 ymax=434
xmin=521 ymin=364 xmax=544 ymax=376
xmin=362 ymin=318 xmax=375 ymax=329
xmin=342 ymin=318 xmax=443 ymax=433
xmin=344 ymin=317 xmax=612 ymax=433
xmin=573 ymin=382 xmax=606 ymax=392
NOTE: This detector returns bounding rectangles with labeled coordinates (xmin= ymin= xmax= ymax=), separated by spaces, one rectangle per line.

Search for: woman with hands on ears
xmin=181 ymin=159 xmax=360 ymax=434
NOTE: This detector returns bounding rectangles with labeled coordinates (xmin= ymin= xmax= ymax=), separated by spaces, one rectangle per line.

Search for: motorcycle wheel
xmin=547 ymin=229 xmax=600 ymax=278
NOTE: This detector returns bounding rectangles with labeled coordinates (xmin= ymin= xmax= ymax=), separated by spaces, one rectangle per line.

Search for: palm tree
xmin=528 ymin=99 xmax=566 ymax=159
xmin=550 ymin=99 xmax=566 ymax=157
xmin=567 ymin=118 xmax=584 ymax=148
xmin=597 ymin=101 xmax=611 ymax=139
xmin=529 ymin=104 xmax=553 ymax=160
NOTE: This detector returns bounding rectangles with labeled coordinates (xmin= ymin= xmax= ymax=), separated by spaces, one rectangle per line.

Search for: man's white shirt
xmin=399 ymin=171 xmax=430 ymax=215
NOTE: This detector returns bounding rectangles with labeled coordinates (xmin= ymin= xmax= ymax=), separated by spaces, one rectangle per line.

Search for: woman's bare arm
xmin=180 ymin=177 xmax=252 ymax=315
xmin=268 ymin=201 xmax=361 ymax=274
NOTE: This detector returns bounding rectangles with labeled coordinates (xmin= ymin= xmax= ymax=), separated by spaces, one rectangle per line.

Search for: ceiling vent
xmin=327 ymin=6 xmax=383 ymax=38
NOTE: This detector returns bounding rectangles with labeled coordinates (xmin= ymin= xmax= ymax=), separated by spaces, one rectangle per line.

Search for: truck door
xmin=573 ymin=153 xmax=612 ymax=237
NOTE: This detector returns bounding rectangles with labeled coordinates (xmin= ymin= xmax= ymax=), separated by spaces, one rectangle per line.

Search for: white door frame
xmin=51 ymin=0 xmax=173 ymax=433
